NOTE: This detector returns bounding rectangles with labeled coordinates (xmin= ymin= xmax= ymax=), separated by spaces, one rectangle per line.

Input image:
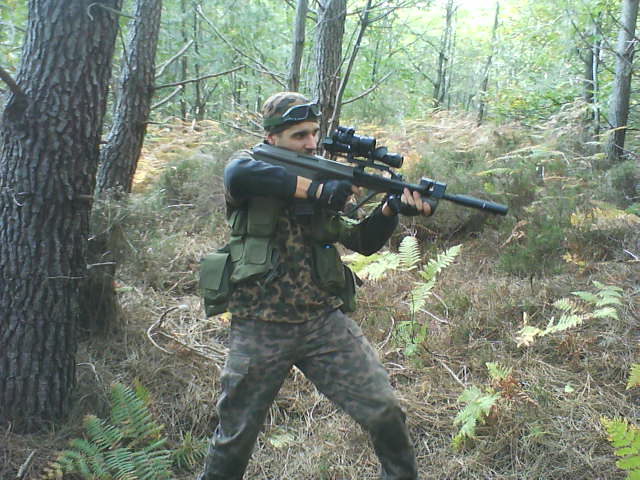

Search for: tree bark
xmin=96 ymin=0 xmax=163 ymax=195
xmin=0 ymin=0 xmax=121 ymax=431
xmin=86 ymin=0 xmax=162 ymax=334
xmin=287 ymin=0 xmax=308 ymax=92
xmin=605 ymin=0 xmax=639 ymax=164
xmin=313 ymin=0 xmax=347 ymax=148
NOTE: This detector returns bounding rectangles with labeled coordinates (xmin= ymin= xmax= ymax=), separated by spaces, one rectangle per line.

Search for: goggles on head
xmin=263 ymin=102 xmax=321 ymax=128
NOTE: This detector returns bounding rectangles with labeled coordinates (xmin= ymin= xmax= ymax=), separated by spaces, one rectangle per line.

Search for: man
xmin=198 ymin=92 xmax=434 ymax=480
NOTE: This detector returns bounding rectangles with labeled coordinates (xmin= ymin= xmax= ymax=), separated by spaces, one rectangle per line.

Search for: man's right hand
xmin=307 ymin=179 xmax=356 ymax=211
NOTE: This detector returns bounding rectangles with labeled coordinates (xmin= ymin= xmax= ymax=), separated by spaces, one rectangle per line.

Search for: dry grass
xmin=2 ymin=116 xmax=639 ymax=480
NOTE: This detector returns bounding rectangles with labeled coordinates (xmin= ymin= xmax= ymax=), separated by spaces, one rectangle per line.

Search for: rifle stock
xmin=252 ymin=143 xmax=508 ymax=216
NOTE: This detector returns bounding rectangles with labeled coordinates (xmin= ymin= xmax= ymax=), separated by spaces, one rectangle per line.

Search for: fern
xmin=602 ymin=417 xmax=640 ymax=480
xmin=486 ymin=362 xmax=512 ymax=381
xmin=409 ymin=245 xmax=461 ymax=316
xmin=516 ymin=281 xmax=622 ymax=347
xmin=172 ymin=432 xmax=209 ymax=471
xmin=628 ymin=364 xmax=640 ymax=390
xmin=398 ymin=235 xmax=421 ymax=270
xmin=452 ymin=386 xmax=500 ymax=451
xmin=44 ymin=382 xmax=174 ymax=480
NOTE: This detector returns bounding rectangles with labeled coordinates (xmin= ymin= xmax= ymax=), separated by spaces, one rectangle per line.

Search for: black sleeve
xmin=224 ymin=151 xmax=298 ymax=202
xmin=339 ymin=204 xmax=399 ymax=256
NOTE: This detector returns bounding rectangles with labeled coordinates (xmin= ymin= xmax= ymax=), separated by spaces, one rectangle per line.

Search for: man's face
xmin=266 ymin=120 xmax=320 ymax=155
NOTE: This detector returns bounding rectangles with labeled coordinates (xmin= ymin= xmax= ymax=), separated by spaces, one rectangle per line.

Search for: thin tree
xmin=605 ymin=0 xmax=639 ymax=164
xmin=287 ymin=0 xmax=308 ymax=91
xmin=96 ymin=0 xmax=164 ymax=195
xmin=433 ymin=0 xmax=456 ymax=108
xmin=313 ymin=0 xmax=347 ymax=146
xmin=0 ymin=0 xmax=121 ymax=431
xmin=477 ymin=1 xmax=500 ymax=126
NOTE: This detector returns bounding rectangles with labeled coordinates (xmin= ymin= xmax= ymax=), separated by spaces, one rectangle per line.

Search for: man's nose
xmin=304 ymin=133 xmax=317 ymax=149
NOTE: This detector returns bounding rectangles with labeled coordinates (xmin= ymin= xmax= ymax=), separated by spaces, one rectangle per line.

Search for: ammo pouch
xmin=311 ymin=243 xmax=357 ymax=313
xmin=229 ymin=197 xmax=282 ymax=284
xmin=199 ymin=197 xmax=283 ymax=317
xmin=200 ymin=246 xmax=233 ymax=316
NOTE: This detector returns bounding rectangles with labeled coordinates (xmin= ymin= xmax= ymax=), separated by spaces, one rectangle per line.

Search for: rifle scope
xmin=323 ymin=126 xmax=403 ymax=169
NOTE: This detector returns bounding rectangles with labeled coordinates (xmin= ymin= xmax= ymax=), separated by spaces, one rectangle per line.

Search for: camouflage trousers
xmin=198 ymin=309 xmax=418 ymax=480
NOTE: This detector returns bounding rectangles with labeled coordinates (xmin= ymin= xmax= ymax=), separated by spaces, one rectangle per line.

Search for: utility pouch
xmin=339 ymin=265 xmax=357 ymax=313
xmin=200 ymin=248 xmax=233 ymax=316
xmin=247 ymin=198 xmax=282 ymax=237
xmin=230 ymin=236 xmax=279 ymax=283
xmin=311 ymin=243 xmax=346 ymax=293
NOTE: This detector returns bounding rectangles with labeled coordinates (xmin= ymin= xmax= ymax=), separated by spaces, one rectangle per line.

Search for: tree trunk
xmin=605 ymin=0 xmax=639 ymax=164
xmin=313 ymin=0 xmax=347 ymax=148
xmin=0 ymin=0 xmax=120 ymax=431
xmin=96 ymin=0 xmax=163 ymax=195
xmin=329 ymin=0 xmax=372 ymax=131
xmin=477 ymin=1 xmax=499 ymax=126
xmin=87 ymin=0 xmax=162 ymax=334
xmin=287 ymin=0 xmax=308 ymax=92
xmin=180 ymin=0 xmax=189 ymax=120
xmin=434 ymin=0 xmax=456 ymax=108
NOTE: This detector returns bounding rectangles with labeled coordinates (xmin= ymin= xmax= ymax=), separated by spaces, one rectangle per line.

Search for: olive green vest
xmin=199 ymin=197 xmax=356 ymax=317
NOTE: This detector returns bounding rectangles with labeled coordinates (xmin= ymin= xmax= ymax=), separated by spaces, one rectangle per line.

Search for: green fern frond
xmin=553 ymin=298 xmax=576 ymax=312
xmin=84 ymin=415 xmax=123 ymax=450
xmin=486 ymin=362 xmax=512 ymax=381
xmin=398 ymin=235 xmax=421 ymax=270
xmin=172 ymin=432 xmax=208 ymax=471
xmin=341 ymin=251 xmax=382 ymax=272
xmin=419 ymin=244 xmax=461 ymax=282
xmin=627 ymin=364 xmax=640 ymax=390
xmin=408 ymin=279 xmax=435 ymax=316
xmin=516 ymin=281 xmax=623 ymax=347
xmin=42 ymin=382 xmax=175 ymax=480
xmin=602 ymin=417 xmax=640 ymax=479
xmin=452 ymin=386 xmax=500 ymax=451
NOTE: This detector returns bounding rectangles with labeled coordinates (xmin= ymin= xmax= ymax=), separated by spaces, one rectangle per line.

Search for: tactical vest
xmin=199 ymin=197 xmax=357 ymax=317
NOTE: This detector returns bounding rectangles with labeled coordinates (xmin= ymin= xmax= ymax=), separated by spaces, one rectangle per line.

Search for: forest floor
xmin=2 ymin=114 xmax=639 ymax=479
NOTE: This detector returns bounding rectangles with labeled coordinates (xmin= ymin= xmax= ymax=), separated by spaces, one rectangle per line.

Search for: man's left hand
xmin=383 ymin=188 xmax=438 ymax=217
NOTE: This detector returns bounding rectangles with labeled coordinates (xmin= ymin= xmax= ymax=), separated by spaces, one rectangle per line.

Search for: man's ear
xmin=265 ymin=132 xmax=278 ymax=145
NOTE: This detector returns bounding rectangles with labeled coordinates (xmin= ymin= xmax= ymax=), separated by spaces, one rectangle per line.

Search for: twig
xmin=154 ymin=65 xmax=245 ymax=90
xmin=215 ymin=119 xmax=263 ymax=138
xmin=151 ymin=85 xmax=183 ymax=110
xmin=623 ymin=249 xmax=639 ymax=260
xmin=342 ymin=71 xmax=393 ymax=105
xmin=432 ymin=355 xmax=466 ymax=388
xmin=0 ymin=65 xmax=24 ymax=97
xmin=16 ymin=450 xmax=36 ymax=480
xmin=146 ymin=307 xmax=179 ymax=355
xmin=155 ymin=40 xmax=194 ymax=78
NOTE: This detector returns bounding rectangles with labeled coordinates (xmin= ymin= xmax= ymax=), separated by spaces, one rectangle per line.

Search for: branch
xmin=342 ymin=70 xmax=393 ymax=105
xmin=214 ymin=119 xmax=263 ymax=138
xmin=154 ymin=65 xmax=245 ymax=90
xmin=0 ymin=65 xmax=24 ymax=97
xmin=151 ymin=85 xmax=183 ymax=110
xmin=155 ymin=40 xmax=194 ymax=78
xmin=195 ymin=5 xmax=286 ymax=87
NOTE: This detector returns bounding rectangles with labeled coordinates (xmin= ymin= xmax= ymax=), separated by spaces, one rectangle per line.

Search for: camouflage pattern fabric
xmin=198 ymin=310 xmax=418 ymax=480
xmin=226 ymin=204 xmax=344 ymax=323
xmin=261 ymin=91 xmax=309 ymax=132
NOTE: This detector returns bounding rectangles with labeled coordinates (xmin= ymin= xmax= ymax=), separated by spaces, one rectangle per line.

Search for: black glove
xmin=307 ymin=179 xmax=353 ymax=211
xmin=386 ymin=193 xmax=438 ymax=216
